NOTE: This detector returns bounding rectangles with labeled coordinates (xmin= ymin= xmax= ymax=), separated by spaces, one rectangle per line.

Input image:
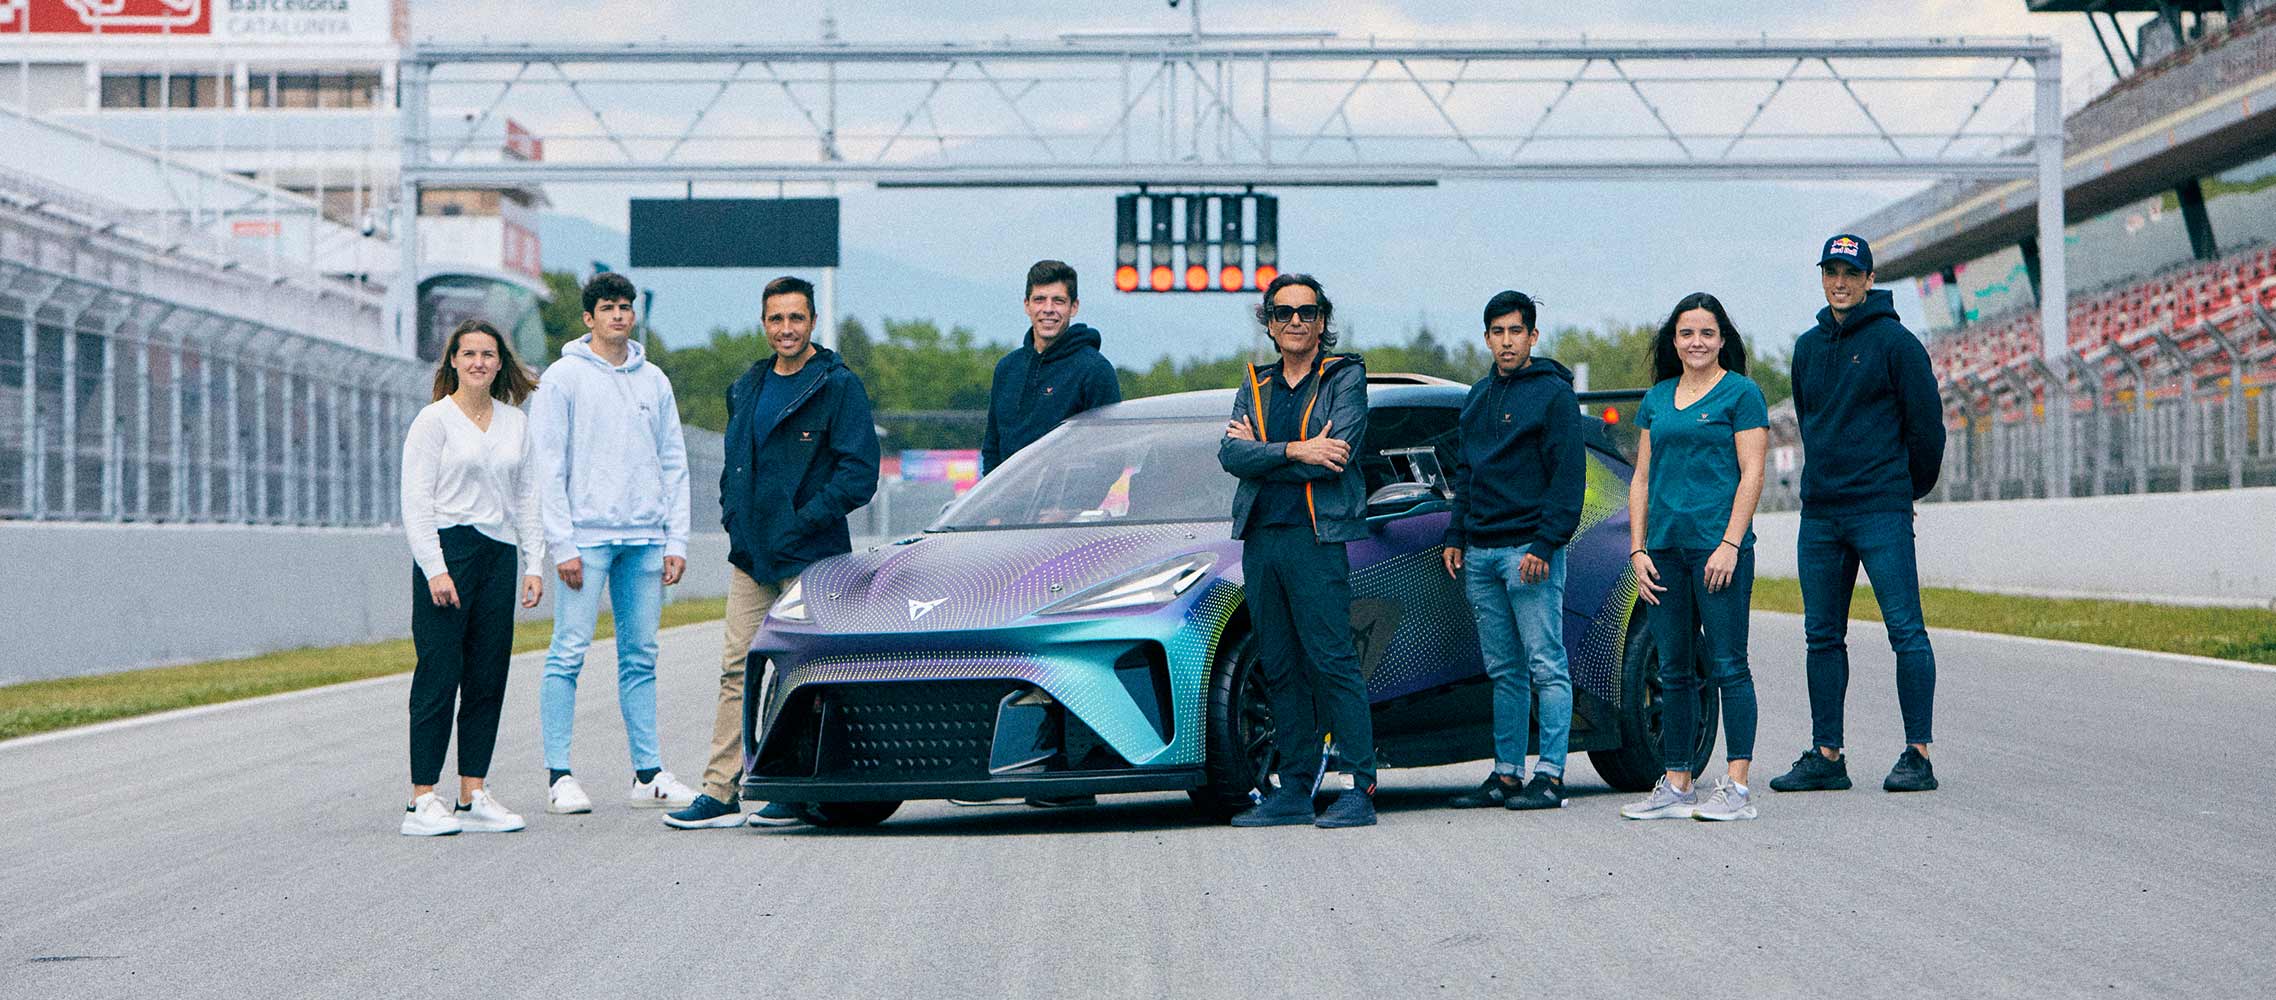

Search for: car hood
xmin=797 ymin=523 xmax=1231 ymax=633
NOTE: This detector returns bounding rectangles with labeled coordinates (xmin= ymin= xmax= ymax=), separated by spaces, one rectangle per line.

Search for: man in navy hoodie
xmin=1769 ymin=234 xmax=1947 ymax=796
xmin=1441 ymin=290 xmax=1584 ymax=813
xmin=980 ymin=260 xmax=1122 ymax=475
xmin=666 ymin=275 xmax=880 ymax=830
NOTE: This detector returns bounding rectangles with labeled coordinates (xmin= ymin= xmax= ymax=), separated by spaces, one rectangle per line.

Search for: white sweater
xmin=400 ymin=397 xmax=546 ymax=581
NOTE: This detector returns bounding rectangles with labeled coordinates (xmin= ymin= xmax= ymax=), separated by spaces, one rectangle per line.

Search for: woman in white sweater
xmin=398 ymin=319 xmax=546 ymax=837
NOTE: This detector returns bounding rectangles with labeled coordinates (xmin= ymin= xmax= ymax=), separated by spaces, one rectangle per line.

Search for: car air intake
xmin=816 ymin=680 xmax=1023 ymax=782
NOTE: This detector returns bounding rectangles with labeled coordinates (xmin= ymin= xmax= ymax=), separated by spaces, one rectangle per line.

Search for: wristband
xmin=1718 ymin=539 xmax=1740 ymax=551
xmin=1630 ymin=548 xmax=1647 ymax=558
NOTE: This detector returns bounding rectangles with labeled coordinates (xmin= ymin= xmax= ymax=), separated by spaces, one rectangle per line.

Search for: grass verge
xmin=1751 ymin=578 xmax=2276 ymax=666
xmin=0 ymin=598 xmax=728 ymax=743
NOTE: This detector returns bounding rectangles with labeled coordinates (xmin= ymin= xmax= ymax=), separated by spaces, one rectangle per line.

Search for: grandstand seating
xmin=1928 ymin=243 xmax=2276 ymax=399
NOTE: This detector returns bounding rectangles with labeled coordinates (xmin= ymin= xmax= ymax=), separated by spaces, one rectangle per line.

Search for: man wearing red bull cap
xmin=1770 ymin=234 xmax=1947 ymax=796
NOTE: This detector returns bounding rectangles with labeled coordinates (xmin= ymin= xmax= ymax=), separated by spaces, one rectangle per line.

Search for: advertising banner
xmin=0 ymin=0 xmax=399 ymax=45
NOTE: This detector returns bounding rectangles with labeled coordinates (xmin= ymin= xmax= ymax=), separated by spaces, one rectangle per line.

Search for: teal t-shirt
xmin=1635 ymin=372 xmax=1770 ymax=552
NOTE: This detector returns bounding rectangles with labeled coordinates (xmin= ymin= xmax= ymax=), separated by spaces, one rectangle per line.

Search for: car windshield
xmin=935 ymin=417 xmax=1236 ymax=530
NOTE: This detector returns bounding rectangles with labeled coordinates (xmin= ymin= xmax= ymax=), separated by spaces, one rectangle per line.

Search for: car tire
xmin=789 ymin=800 xmax=902 ymax=828
xmin=1587 ymin=603 xmax=1719 ymax=792
xmin=1192 ymin=632 xmax=1275 ymax=819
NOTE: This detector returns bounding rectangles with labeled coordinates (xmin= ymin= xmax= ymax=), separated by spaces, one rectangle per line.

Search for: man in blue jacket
xmin=1441 ymin=290 xmax=1584 ymax=813
xmin=1219 ymin=273 xmax=1377 ymax=829
xmin=1770 ymin=234 xmax=1947 ymax=795
xmin=666 ymin=276 xmax=881 ymax=830
xmin=980 ymin=260 xmax=1122 ymax=476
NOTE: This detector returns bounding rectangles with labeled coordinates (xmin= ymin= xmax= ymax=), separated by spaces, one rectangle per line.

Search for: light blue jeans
xmin=541 ymin=542 xmax=665 ymax=773
xmin=1464 ymin=545 xmax=1572 ymax=780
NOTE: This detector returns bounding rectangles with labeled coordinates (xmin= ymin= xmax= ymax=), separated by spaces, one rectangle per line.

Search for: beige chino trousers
xmin=704 ymin=568 xmax=796 ymax=804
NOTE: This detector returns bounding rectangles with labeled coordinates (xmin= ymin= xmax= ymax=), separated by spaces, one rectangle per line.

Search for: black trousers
xmin=409 ymin=526 xmax=518 ymax=786
xmin=1242 ymin=524 xmax=1377 ymax=788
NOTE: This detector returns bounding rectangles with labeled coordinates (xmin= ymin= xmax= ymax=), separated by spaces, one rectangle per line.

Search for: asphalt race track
xmin=4 ymin=614 xmax=2271 ymax=999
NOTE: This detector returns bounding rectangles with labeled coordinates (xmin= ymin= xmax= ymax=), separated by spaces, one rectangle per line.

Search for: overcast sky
xmin=418 ymin=1 xmax=2141 ymax=365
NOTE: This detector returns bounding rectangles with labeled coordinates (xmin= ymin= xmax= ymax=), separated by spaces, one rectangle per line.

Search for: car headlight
xmin=1039 ymin=553 xmax=1217 ymax=616
xmin=768 ymin=577 xmax=810 ymax=622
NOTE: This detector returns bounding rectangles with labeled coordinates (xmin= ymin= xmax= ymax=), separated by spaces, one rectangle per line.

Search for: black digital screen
xmin=628 ymin=198 xmax=840 ymax=268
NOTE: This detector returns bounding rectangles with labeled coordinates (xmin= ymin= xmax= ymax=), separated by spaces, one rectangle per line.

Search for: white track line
xmin=1753 ymin=610 xmax=2276 ymax=676
xmin=0 ymin=621 xmax=721 ymax=753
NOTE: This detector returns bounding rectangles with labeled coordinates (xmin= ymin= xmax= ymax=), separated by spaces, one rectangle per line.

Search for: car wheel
xmin=789 ymin=800 xmax=902 ymax=828
xmin=1192 ymin=632 xmax=1278 ymax=819
xmin=1587 ymin=603 xmax=1719 ymax=792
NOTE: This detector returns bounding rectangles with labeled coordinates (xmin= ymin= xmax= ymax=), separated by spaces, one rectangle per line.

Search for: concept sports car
xmin=740 ymin=374 xmax=1716 ymax=827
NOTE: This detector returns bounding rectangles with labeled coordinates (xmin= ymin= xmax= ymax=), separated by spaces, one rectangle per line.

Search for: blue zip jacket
xmin=980 ymin=323 xmax=1122 ymax=475
xmin=1444 ymin=356 xmax=1585 ymax=561
xmin=718 ymin=347 xmax=881 ymax=581
xmin=1790 ymin=289 xmax=1946 ymax=516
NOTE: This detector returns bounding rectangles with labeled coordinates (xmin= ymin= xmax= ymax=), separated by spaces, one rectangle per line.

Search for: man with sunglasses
xmin=1219 ymin=273 xmax=1377 ymax=829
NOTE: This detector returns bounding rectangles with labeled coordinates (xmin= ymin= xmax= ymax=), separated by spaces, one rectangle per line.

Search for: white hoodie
xmin=529 ymin=335 xmax=691 ymax=567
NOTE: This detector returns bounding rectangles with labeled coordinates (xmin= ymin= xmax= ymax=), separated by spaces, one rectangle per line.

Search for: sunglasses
xmin=1268 ymin=304 xmax=1324 ymax=325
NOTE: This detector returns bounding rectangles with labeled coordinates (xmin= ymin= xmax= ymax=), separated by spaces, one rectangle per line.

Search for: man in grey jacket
xmin=1218 ymin=272 xmax=1376 ymax=829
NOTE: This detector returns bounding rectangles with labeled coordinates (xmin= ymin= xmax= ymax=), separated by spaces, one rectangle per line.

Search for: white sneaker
xmin=457 ymin=789 xmax=526 ymax=833
xmin=401 ymin=791 xmax=462 ymax=837
xmin=548 ymin=775 xmax=593 ymax=814
xmin=630 ymin=770 xmax=698 ymax=809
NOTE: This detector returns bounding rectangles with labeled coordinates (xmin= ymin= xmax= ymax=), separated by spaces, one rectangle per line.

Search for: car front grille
xmin=818 ymin=680 xmax=1021 ymax=782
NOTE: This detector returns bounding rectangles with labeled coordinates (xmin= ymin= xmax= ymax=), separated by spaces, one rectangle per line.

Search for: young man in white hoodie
xmin=529 ymin=272 xmax=697 ymax=813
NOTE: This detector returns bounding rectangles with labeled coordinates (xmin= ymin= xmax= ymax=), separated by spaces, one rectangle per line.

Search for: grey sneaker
xmin=1619 ymin=776 xmax=1698 ymax=820
xmin=1691 ymin=776 xmax=1757 ymax=822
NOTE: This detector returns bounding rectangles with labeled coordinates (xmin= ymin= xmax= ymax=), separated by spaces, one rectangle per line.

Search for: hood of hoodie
xmin=1814 ymin=288 xmax=1901 ymax=339
xmin=1491 ymin=355 xmax=1576 ymax=386
xmin=1032 ymin=323 xmax=1103 ymax=363
xmin=563 ymin=333 xmax=648 ymax=372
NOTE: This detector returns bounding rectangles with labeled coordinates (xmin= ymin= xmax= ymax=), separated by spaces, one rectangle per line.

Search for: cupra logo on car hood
xmin=795 ymin=523 xmax=1231 ymax=633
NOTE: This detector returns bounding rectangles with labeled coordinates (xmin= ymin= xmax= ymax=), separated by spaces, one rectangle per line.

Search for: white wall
xmin=1754 ymin=488 xmax=2276 ymax=609
xmin=0 ymin=523 xmax=732 ymax=685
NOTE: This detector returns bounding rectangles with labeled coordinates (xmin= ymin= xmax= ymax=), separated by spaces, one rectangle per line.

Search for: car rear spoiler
xmin=1577 ymin=388 xmax=1647 ymax=427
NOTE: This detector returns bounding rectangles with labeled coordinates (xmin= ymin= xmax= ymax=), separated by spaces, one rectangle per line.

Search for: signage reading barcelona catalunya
xmin=0 ymin=0 xmax=399 ymax=44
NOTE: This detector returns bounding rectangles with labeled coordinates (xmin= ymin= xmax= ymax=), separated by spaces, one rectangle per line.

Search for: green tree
xmin=538 ymin=270 xmax=587 ymax=362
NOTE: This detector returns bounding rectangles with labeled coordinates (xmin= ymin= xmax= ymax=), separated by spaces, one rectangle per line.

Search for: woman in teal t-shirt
xmin=1619 ymin=292 xmax=1770 ymax=824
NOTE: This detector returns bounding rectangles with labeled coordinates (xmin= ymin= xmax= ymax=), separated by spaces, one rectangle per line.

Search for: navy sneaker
xmin=1448 ymin=774 xmax=1520 ymax=809
xmin=1508 ymin=773 xmax=1564 ymax=811
xmin=1230 ymin=783 xmax=1316 ymax=827
xmin=745 ymin=801 xmax=804 ymax=827
xmin=1769 ymin=749 xmax=1853 ymax=792
xmin=1883 ymin=748 xmax=1939 ymax=792
xmin=1314 ymin=788 xmax=1377 ymax=828
xmin=662 ymin=794 xmax=744 ymax=830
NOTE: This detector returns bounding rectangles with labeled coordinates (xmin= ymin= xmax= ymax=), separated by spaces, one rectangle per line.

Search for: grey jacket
xmin=1218 ymin=353 xmax=1370 ymax=543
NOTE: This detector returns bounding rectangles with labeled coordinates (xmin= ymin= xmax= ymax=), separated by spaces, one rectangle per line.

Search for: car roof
xmin=1075 ymin=378 xmax=1470 ymax=421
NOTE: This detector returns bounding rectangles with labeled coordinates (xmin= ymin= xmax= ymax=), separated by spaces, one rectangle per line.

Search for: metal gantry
xmin=399 ymin=34 xmax=2079 ymax=496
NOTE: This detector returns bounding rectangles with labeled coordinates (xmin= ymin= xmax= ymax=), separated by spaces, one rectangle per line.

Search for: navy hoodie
xmin=981 ymin=323 xmax=1122 ymax=474
xmin=719 ymin=347 xmax=881 ymax=581
xmin=1445 ymin=356 xmax=1586 ymax=560
xmin=1790 ymin=289 xmax=1945 ymax=516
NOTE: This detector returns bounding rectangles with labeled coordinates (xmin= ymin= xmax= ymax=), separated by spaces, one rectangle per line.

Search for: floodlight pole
xmin=2033 ymin=49 xmax=2071 ymax=499
xmin=397 ymin=60 xmax=429 ymax=357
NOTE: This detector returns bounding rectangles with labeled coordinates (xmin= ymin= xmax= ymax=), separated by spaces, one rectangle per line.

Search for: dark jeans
xmin=409 ymin=526 xmax=519 ymax=787
xmin=1242 ymin=525 xmax=1377 ymax=788
xmin=1797 ymin=510 xmax=1936 ymax=749
xmin=1648 ymin=546 xmax=1758 ymax=772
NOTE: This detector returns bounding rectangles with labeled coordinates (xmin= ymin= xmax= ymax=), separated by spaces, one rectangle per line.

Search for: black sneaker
xmin=1768 ymin=750 xmax=1853 ymax=792
xmin=1314 ymin=788 xmax=1377 ymax=828
xmin=1883 ymin=748 xmax=1939 ymax=792
xmin=1449 ymin=774 xmax=1520 ymax=809
xmin=1230 ymin=783 xmax=1316 ymax=827
xmin=1507 ymin=773 xmax=1564 ymax=810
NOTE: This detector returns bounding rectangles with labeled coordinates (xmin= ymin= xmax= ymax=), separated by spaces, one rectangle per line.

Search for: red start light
xmin=1114 ymin=265 xmax=1140 ymax=292
xmin=1149 ymin=265 xmax=1174 ymax=292
xmin=1602 ymin=406 xmax=1622 ymax=425
xmin=1255 ymin=264 xmax=1279 ymax=289
xmin=1185 ymin=265 xmax=1209 ymax=291
xmin=1220 ymin=266 xmax=1243 ymax=291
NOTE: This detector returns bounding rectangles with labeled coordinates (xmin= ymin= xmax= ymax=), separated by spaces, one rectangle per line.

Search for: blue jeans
xmin=1464 ymin=545 xmax=1571 ymax=779
xmin=541 ymin=542 xmax=665 ymax=772
xmin=1647 ymin=546 xmax=1758 ymax=772
xmin=1797 ymin=511 xmax=1936 ymax=749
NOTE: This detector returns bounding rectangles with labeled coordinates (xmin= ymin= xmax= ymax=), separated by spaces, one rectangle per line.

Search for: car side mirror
xmin=1365 ymin=481 xmax=1437 ymax=516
